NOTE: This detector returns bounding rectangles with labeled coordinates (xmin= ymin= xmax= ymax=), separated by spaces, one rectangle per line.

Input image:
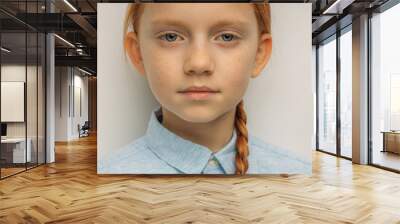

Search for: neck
xmin=161 ymin=108 xmax=236 ymax=153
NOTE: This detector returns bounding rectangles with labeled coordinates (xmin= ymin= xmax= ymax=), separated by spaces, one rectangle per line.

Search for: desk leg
xmin=382 ymin=133 xmax=386 ymax=153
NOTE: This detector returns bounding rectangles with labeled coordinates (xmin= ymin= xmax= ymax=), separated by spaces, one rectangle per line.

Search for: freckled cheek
xmin=144 ymin=61 xmax=181 ymax=102
xmin=141 ymin=44 xmax=181 ymax=74
xmin=223 ymin=74 xmax=249 ymax=98
xmin=147 ymin=72 xmax=174 ymax=97
xmin=217 ymin=49 xmax=254 ymax=95
xmin=219 ymin=60 xmax=252 ymax=98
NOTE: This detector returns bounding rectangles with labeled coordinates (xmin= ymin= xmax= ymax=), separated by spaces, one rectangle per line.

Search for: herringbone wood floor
xmin=1 ymin=134 xmax=400 ymax=224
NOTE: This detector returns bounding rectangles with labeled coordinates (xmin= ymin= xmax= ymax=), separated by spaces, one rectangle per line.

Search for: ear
xmin=251 ymin=33 xmax=272 ymax=78
xmin=125 ymin=31 xmax=146 ymax=76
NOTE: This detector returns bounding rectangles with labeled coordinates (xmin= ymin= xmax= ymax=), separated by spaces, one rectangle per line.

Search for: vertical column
xmin=46 ymin=1 xmax=55 ymax=163
xmin=336 ymin=29 xmax=341 ymax=156
xmin=312 ymin=45 xmax=317 ymax=150
xmin=352 ymin=14 xmax=369 ymax=164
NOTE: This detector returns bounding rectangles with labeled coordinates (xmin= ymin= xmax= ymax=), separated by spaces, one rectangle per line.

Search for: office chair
xmin=79 ymin=121 xmax=90 ymax=138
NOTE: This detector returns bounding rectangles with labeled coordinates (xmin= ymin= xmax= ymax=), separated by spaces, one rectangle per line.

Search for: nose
xmin=183 ymin=40 xmax=215 ymax=76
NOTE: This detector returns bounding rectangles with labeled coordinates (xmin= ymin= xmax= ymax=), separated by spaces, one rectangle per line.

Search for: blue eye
xmin=219 ymin=33 xmax=238 ymax=42
xmin=159 ymin=32 xmax=238 ymax=43
xmin=160 ymin=33 xmax=179 ymax=42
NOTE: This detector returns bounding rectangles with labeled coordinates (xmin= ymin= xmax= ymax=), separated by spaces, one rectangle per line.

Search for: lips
xmin=178 ymin=86 xmax=220 ymax=100
xmin=178 ymin=86 xmax=219 ymax=93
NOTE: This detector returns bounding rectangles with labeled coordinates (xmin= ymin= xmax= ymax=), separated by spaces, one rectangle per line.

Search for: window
xmin=371 ymin=2 xmax=400 ymax=171
xmin=317 ymin=36 xmax=337 ymax=154
xmin=340 ymin=28 xmax=352 ymax=158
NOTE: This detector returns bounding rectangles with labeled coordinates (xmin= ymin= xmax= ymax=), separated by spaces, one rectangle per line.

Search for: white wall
xmin=1 ymin=65 xmax=39 ymax=138
xmin=98 ymin=3 xmax=313 ymax=163
xmin=55 ymin=67 xmax=89 ymax=141
xmin=1 ymin=65 xmax=27 ymax=143
xmin=55 ymin=67 xmax=69 ymax=141
xmin=72 ymin=72 xmax=89 ymax=138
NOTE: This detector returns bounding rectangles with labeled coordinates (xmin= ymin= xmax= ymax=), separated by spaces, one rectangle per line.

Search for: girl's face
xmin=126 ymin=3 xmax=272 ymax=123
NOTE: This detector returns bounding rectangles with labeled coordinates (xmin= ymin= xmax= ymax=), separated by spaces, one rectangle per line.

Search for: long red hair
xmin=123 ymin=1 xmax=271 ymax=175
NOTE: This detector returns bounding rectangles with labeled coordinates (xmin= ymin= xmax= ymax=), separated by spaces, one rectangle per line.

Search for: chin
xmin=177 ymin=106 xmax=221 ymax=123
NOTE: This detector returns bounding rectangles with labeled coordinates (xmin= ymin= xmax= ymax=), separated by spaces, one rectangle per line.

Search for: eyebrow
xmin=150 ymin=19 xmax=251 ymax=31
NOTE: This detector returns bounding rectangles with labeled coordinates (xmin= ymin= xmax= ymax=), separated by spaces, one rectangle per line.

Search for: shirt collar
xmin=144 ymin=108 xmax=237 ymax=174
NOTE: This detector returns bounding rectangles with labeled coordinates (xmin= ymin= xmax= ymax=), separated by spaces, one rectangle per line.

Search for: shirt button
xmin=208 ymin=158 xmax=218 ymax=166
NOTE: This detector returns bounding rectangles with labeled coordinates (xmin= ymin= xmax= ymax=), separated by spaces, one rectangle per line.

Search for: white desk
xmin=1 ymin=138 xmax=32 ymax=163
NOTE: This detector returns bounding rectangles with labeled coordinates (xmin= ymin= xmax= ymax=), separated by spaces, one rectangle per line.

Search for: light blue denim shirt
xmin=99 ymin=109 xmax=311 ymax=175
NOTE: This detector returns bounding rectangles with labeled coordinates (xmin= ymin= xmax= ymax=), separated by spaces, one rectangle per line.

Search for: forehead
xmin=140 ymin=3 xmax=257 ymax=27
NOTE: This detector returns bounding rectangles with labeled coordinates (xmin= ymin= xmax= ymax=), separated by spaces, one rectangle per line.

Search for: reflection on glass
xmin=390 ymin=75 xmax=400 ymax=130
xmin=0 ymin=0 xmax=46 ymax=178
xmin=371 ymin=3 xmax=400 ymax=171
xmin=1 ymin=32 xmax=27 ymax=177
xmin=340 ymin=29 xmax=352 ymax=158
xmin=318 ymin=37 xmax=337 ymax=154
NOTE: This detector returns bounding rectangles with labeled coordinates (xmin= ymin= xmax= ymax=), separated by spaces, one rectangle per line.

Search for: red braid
xmin=234 ymin=100 xmax=249 ymax=175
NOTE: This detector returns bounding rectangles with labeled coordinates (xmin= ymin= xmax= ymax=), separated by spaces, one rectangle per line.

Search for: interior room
xmin=0 ymin=0 xmax=399 ymax=223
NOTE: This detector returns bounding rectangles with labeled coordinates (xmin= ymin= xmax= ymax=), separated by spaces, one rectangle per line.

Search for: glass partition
xmin=0 ymin=1 xmax=46 ymax=179
xmin=340 ymin=28 xmax=352 ymax=158
xmin=0 ymin=30 xmax=28 ymax=177
xmin=317 ymin=36 xmax=337 ymax=155
xmin=371 ymin=3 xmax=400 ymax=171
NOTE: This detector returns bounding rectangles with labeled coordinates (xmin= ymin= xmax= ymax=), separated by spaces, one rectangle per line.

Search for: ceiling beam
xmin=67 ymin=14 xmax=97 ymax=39
xmin=55 ymin=55 xmax=96 ymax=71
